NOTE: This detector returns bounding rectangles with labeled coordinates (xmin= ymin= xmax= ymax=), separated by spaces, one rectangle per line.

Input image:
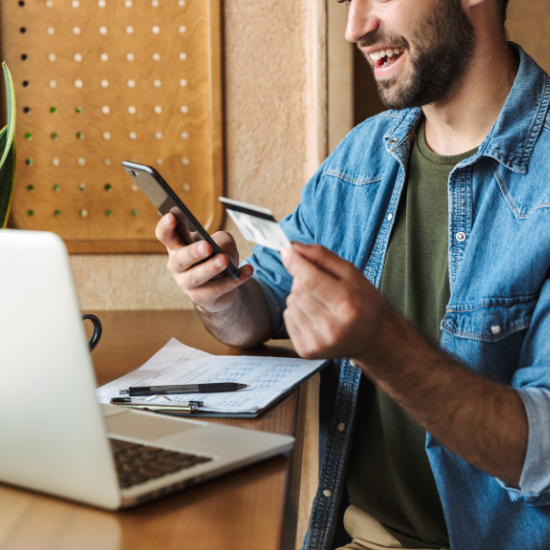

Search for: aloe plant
xmin=0 ymin=63 xmax=16 ymax=228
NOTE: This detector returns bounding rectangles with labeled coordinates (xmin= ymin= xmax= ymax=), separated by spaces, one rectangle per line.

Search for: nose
xmin=345 ymin=0 xmax=378 ymax=43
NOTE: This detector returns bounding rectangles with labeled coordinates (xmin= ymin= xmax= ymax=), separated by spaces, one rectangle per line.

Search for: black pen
xmin=119 ymin=382 xmax=248 ymax=397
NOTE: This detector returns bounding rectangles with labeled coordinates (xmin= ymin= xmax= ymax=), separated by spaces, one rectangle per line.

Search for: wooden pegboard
xmin=2 ymin=0 xmax=223 ymax=253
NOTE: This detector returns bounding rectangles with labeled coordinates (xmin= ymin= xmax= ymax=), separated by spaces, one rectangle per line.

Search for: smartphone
xmin=122 ymin=161 xmax=240 ymax=279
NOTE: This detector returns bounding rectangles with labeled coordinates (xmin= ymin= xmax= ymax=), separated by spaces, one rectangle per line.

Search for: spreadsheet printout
xmin=97 ymin=338 xmax=325 ymax=414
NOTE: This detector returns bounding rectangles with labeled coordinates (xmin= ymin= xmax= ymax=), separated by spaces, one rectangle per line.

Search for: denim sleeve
xmin=242 ymin=162 xmax=325 ymax=339
xmin=499 ymin=279 xmax=550 ymax=505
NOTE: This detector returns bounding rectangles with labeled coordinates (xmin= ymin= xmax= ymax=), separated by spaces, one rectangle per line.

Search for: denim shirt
xmin=246 ymin=45 xmax=550 ymax=550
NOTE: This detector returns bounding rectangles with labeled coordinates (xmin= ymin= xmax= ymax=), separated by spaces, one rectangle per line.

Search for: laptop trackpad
xmin=106 ymin=410 xmax=199 ymax=442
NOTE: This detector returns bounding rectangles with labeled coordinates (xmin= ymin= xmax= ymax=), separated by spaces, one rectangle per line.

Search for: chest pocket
xmin=440 ymin=295 xmax=538 ymax=342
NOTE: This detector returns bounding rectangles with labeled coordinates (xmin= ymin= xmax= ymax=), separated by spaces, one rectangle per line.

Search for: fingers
xmin=155 ymin=214 xmax=185 ymax=252
xmin=281 ymin=246 xmax=347 ymax=308
xmin=186 ymin=264 xmax=254 ymax=304
xmin=290 ymin=242 xmax=358 ymax=281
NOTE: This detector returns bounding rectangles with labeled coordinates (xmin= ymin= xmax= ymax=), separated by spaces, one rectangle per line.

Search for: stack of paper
xmin=97 ymin=338 xmax=326 ymax=415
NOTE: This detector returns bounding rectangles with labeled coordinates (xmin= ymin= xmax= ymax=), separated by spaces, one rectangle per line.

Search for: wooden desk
xmin=0 ymin=311 xmax=309 ymax=550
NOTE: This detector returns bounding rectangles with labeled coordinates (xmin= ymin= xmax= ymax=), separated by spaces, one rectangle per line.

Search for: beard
xmin=360 ymin=0 xmax=477 ymax=110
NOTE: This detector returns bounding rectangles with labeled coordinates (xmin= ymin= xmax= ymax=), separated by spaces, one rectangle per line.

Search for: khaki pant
xmin=335 ymin=505 xmax=448 ymax=550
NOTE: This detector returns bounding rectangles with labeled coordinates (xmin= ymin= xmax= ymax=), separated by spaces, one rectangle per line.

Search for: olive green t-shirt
xmin=345 ymin=121 xmax=477 ymax=549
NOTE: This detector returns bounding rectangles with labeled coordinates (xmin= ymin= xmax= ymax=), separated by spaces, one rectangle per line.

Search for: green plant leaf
xmin=0 ymin=62 xmax=17 ymax=228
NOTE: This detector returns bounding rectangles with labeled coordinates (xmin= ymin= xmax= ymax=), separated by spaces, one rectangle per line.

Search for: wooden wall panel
xmin=1 ymin=0 xmax=223 ymax=253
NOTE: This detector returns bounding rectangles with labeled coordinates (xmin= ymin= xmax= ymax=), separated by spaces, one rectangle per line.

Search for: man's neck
xmin=422 ymin=38 xmax=519 ymax=157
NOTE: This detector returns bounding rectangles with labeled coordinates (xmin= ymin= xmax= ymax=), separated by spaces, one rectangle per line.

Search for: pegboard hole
xmin=73 ymin=26 xmax=81 ymax=35
xmin=22 ymin=80 xmax=29 ymax=87
xmin=155 ymin=158 xmax=163 ymax=165
xmin=182 ymin=183 xmax=191 ymax=191
xmin=126 ymin=26 xmax=134 ymax=34
xmin=151 ymin=0 xmax=159 ymax=6
xmin=104 ymin=158 xmax=111 ymax=166
xmin=102 ymin=132 xmax=111 ymax=140
xmin=53 ymin=184 xmax=60 ymax=192
xmin=100 ymin=53 xmax=109 ymax=62
xmin=45 ymin=0 xmax=53 ymax=6
xmin=21 ymin=53 xmax=28 ymax=61
xmin=18 ymin=1 xmax=25 ymax=6
xmin=51 ymin=132 xmax=58 ymax=140
xmin=152 ymin=52 xmax=161 ymax=61
xmin=181 ymin=131 xmax=189 ymax=139
xmin=98 ymin=0 xmax=106 ymax=7
xmin=178 ymin=25 xmax=186 ymax=34
xmin=25 ymin=132 xmax=32 ymax=140
xmin=154 ymin=105 xmax=162 ymax=114
xmin=20 ymin=27 xmax=27 ymax=34
xmin=76 ymin=132 xmax=84 ymax=140
xmin=74 ymin=53 xmax=82 ymax=61
xmin=23 ymin=106 xmax=31 ymax=114
xmin=124 ymin=0 xmax=132 ymax=6
xmin=101 ymin=79 xmax=109 ymax=88
xmin=79 ymin=183 xmax=87 ymax=191
xmin=131 ymin=183 xmax=139 ymax=191
xmin=46 ymin=26 xmax=55 ymax=35
xmin=77 ymin=157 xmax=86 ymax=166
xmin=182 ymin=157 xmax=190 ymax=165
xmin=126 ymin=52 xmax=134 ymax=61
xmin=180 ymin=105 xmax=188 ymax=113
xmin=104 ymin=183 xmax=112 ymax=191
xmin=153 ymin=79 xmax=162 ymax=88
xmin=74 ymin=79 xmax=83 ymax=88
xmin=52 ymin=158 xmax=60 ymax=166
xmin=75 ymin=106 xmax=83 ymax=114
xmin=27 ymin=184 xmax=34 ymax=191
xmin=99 ymin=26 xmax=108 ymax=35
xmin=155 ymin=131 xmax=163 ymax=139
xmin=179 ymin=79 xmax=187 ymax=87
xmin=27 ymin=209 xmax=35 ymax=216
xmin=127 ymin=105 xmax=136 ymax=114
xmin=127 ymin=79 xmax=136 ymax=88
xmin=48 ymin=80 xmax=56 ymax=88
xmin=48 ymin=53 xmax=56 ymax=61
xmin=178 ymin=0 xmax=185 ymax=6
xmin=129 ymin=131 xmax=137 ymax=140
xmin=54 ymin=210 xmax=61 ymax=217
xmin=25 ymin=158 xmax=33 ymax=166
xmin=71 ymin=0 xmax=79 ymax=6
xmin=101 ymin=105 xmax=110 ymax=114
xmin=80 ymin=209 xmax=88 ymax=218
xmin=152 ymin=25 xmax=160 ymax=34
xmin=132 ymin=209 xmax=139 ymax=216
xmin=178 ymin=52 xmax=187 ymax=60
xmin=50 ymin=106 xmax=57 ymax=114
xmin=105 ymin=210 xmax=112 ymax=217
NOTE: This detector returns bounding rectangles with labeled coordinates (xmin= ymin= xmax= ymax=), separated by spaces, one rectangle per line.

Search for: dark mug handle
xmin=82 ymin=314 xmax=102 ymax=353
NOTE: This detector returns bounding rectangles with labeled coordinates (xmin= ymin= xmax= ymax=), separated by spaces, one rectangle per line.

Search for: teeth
xmin=369 ymin=47 xmax=404 ymax=63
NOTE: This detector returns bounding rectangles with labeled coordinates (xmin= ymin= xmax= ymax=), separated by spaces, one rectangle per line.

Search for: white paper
xmin=97 ymin=338 xmax=325 ymax=414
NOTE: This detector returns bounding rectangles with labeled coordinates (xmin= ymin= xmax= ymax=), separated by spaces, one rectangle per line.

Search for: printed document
xmin=97 ymin=338 xmax=326 ymax=414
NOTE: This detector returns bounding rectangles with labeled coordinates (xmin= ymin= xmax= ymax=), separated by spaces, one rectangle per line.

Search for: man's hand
xmin=280 ymin=242 xmax=386 ymax=360
xmin=156 ymin=213 xmax=254 ymax=313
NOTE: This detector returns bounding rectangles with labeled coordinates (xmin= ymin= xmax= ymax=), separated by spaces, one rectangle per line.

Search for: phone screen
xmin=122 ymin=161 xmax=240 ymax=279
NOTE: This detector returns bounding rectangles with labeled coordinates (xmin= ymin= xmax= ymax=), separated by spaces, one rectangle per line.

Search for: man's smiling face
xmin=346 ymin=0 xmax=477 ymax=110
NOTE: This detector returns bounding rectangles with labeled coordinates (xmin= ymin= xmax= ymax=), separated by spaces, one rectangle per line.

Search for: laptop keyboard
xmin=110 ymin=438 xmax=213 ymax=489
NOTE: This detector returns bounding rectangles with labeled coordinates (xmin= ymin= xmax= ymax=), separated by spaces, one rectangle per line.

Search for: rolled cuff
xmin=497 ymin=387 xmax=550 ymax=505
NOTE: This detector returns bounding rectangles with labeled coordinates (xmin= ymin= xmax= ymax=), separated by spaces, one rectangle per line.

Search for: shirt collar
xmin=384 ymin=44 xmax=550 ymax=175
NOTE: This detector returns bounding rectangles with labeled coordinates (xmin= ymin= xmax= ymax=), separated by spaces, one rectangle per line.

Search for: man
xmin=157 ymin=0 xmax=550 ymax=548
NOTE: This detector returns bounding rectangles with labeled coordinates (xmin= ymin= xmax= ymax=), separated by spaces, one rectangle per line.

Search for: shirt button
xmin=323 ymin=489 xmax=332 ymax=497
xmin=337 ymin=422 xmax=346 ymax=432
xmin=349 ymin=359 xmax=357 ymax=367
xmin=387 ymin=213 xmax=393 ymax=221
xmin=491 ymin=325 xmax=501 ymax=335
xmin=456 ymin=232 xmax=466 ymax=242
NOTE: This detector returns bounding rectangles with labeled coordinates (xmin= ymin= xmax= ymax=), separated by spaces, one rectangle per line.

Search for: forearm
xmin=356 ymin=308 xmax=528 ymax=486
xmin=196 ymin=278 xmax=272 ymax=348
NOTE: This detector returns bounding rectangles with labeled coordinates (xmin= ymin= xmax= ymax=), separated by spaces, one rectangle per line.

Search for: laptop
xmin=0 ymin=230 xmax=294 ymax=509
